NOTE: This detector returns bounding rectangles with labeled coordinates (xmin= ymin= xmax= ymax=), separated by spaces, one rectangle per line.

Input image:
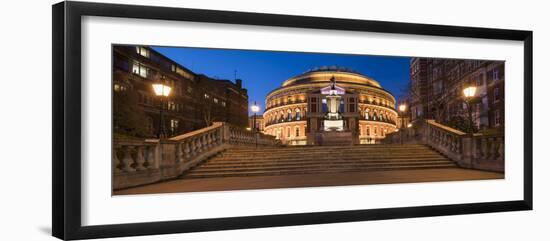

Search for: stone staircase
xmin=180 ymin=144 xmax=457 ymax=179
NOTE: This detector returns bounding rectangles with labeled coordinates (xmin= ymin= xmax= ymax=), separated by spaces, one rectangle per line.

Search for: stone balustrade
xmin=382 ymin=119 xmax=504 ymax=172
xmin=113 ymin=139 xmax=161 ymax=190
xmin=471 ymin=134 xmax=504 ymax=171
xmin=114 ymin=122 xmax=280 ymax=190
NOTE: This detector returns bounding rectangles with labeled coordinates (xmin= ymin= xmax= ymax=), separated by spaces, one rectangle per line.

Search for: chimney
xmin=236 ymin=79 xmax=242 ymax=89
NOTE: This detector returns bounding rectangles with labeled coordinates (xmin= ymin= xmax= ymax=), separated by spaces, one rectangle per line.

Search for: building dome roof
xmin=281 ymin=66 xmax=381 ymax=88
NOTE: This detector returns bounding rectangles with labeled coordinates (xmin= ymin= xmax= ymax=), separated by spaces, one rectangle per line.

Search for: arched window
xmin=365 ymin=108 xmax=370 ymax=120
xmin=287 ymin=109 xmax=292 ymax=121
xmin=295 ymin=108 xmax=301 ymax=120
xmin=279 ymin=111 xmax=284 ymax=122
xmin=295 ymin=126 xmax=300 ymax=137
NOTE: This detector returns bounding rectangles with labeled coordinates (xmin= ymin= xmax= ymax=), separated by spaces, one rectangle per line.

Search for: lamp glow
xmin=251 ymin=102 xmax=260 ymax=113
xmin=152 ymin=83 xmax=171 ymax=97
xmin=463 ymin=86 xmax=477 ymax=98
xmin=399 ymin=104 xmax=406 ymax=112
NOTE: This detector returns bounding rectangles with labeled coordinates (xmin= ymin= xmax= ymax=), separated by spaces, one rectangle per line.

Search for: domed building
xmin=263 ymin=66 xmax=398 ymax=145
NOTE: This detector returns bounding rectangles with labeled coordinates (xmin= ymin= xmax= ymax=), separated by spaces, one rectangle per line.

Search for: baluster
xmin=202 ymin=135 xmax=208 ymax=149
xmin=190 ymin=137 xmax=197 ymax=157
xmin=207 ymin=132 xmax=213 ymax=148
xmin=450 ymin=137 xmax=456 ymax=153
xmin=121 ymin=146 xmax=135 ymax=172
xmin=480 ymin=138 xmax=488 ymax=159
xmin=113 ymin=148 xmax=121 ymax=173
xmin=176 ymin=143 xmax=183 ymax=163
xmin=183 ymin=140 xmax=191 ymax=160
xmin=146 ymin=146 xmax=156 ymax=169
xmin=497 ymin=137 xmax=504 ymax=161
xmin=135 ymin=146 xmax=146 ymax=170
xmin=211 ymin=132 xmax=218 ymax=146
xmin=488 ymin=138 xmax=496 ymax=160
xmin=196 ymin=136 xmax=203 ymax=153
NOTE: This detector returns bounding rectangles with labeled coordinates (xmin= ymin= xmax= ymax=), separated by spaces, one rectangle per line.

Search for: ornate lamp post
xmin=398 ymin=104 xmax=407 ymax=145
xmin=251 ymin=101 xmax=260 ymax=147
xmin=463 ymin=85 xmax=477 ymax=169
xmin=152 ymin=81 xmax=172 ymax=139
xmin=463 ymin=86 xmax=477 ymax=137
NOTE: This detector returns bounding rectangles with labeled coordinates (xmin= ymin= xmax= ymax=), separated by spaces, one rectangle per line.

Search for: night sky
xmin=152 ymin=46 xmax=411 ymax=115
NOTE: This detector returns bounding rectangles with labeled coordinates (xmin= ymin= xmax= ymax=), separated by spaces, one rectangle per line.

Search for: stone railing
xmin=113 ymin=122 xmax=280 ymax=190
xmin=382 ymin=119 xmax=504 ymax=172
xmin=425 ymin=120 xmax=466 ymax=163
xmin=112 ymin=138 xmax=161 ymax=190
xmin=471 ymin=133 xmax=504 ymax=172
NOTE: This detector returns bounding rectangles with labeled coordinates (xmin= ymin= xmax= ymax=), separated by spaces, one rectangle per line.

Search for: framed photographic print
xmin=52 ymin=1 xmax=533 ymax=240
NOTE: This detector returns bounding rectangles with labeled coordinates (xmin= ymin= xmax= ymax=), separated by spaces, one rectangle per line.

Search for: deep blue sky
xmin=153 ymin=46 xmax=411 ymax=115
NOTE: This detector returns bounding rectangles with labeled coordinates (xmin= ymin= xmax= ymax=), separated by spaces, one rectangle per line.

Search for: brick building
xmin=113 ymin=45 xmax=248 ymax=138
xmin=409 ymin=57 xmax=505 ymax=131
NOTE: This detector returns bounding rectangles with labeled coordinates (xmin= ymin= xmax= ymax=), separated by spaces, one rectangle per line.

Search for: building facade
xmin=113 ymin=45 xmax=248 ymax=138
xmin=409 ymin=58 xmax=505 ymax=131
xmin=263 ymin=67 xmax=398 ymax=145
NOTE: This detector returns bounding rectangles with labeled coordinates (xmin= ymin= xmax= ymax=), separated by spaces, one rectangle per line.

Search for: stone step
xmin=178 ymin=144 xmax=455 ymax=179
xmin=184 ymin=164 xmax=457 ymax=178
xmin=210 ymin=155 xmax=445 ymax=163
xmin=204 ymin=157 xmax=449 ymax=165
xmin=223 ymin=150 xmax=435 ymax=156
xmin=220 ymin=152 xmax=440 ymax=158
xmin=196 ymin=160 xmax=454 ymax=171
xmin=225 ymin=146 xmax=432 ymax=153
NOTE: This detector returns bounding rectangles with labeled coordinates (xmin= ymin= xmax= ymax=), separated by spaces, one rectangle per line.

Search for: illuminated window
xmin=493 ymin=69 xmax=500 ymax=81
xmin=167 ymin=101 xmax=176 ymax=111
xmin=221 ymin=101 xmax=226 ymax=107
xmin=136 ymin=46 xmax=150 ymax=58
xmin=170 ymin=119 xmax=179 ymax=133
xmin=204 ymin=93 xmax=210 ymax=99
xmin=287 ymin=110 xmax=292 ymax=121
xmin=213 ymin=98 xmax=219 ymax=104
xmin=132 ymin=61 xmax=150 ymax=78
xmin=113 ymin=83 xmax=126 ymax=92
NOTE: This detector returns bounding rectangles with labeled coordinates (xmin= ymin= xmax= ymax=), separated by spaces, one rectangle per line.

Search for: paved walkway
xmin=114 ymin=168 xmax=503 ymax=195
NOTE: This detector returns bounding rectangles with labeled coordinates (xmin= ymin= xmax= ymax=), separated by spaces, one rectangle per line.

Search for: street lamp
xmin=152 ymin=81 xmax=171 ymax=139
xmin=398 ymin=103 xmax=406 ymax=145
xmin=463 ymin=86 xmax=477 ymax=137
xmin=463 ymin=85 xmax=477 ymax=169
xmin=251 ymin=101 xmax=260 ymax=147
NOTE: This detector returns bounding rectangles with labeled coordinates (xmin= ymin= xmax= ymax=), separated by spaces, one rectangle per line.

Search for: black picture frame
xmin=52 ymin=1 xmax=533 ymax=240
